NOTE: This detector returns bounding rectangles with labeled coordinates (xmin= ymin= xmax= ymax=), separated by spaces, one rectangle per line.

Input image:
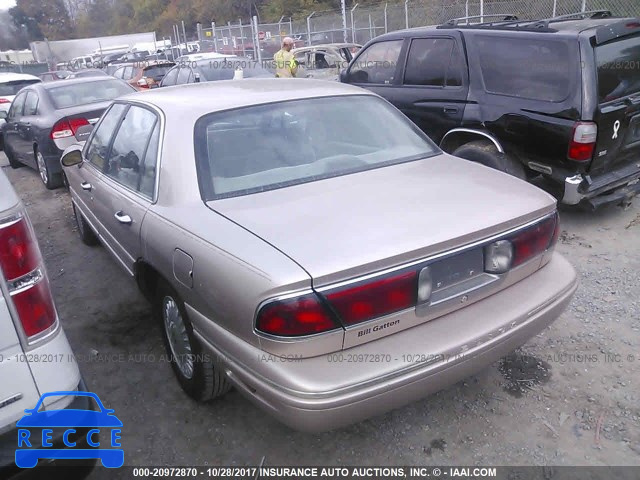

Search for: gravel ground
xmin=2 ymin=153 xmax=640 ymax=475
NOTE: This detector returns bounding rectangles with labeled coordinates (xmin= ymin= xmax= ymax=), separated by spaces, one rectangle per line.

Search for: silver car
xmin=60 ymin=79 xmax=577 ymax=432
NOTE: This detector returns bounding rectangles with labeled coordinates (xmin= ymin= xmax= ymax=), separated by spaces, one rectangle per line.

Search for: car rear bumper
xmin=562 ymin=161 xmax=640 ymax=208
xmin=194 ymin=252 xmax=577 ymax=432
xmin=0 ymin=379 xmax=92 ymax=475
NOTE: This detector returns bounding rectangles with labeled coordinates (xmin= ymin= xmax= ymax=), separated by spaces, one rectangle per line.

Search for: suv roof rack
xmin=442 ymin=14 xmax=519 ymax=26
xmin=526 ymin=10 xmax=612 ymax=29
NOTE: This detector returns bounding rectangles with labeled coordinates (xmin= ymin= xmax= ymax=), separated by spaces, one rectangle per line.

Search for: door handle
xmin=81 ymin=181 xmax=92 ymax=191
xmin=114 ymin=211 xmax=132 ymax=225
xmin=443 ymin=107 xmax=459 ymax=114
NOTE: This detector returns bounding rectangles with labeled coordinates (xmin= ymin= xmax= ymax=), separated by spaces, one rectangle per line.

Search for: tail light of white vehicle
xmin=0 ymin=214 xmax=57 ymax=339
xmin=256 ymin=212 xmax=559 ymax=337
xmin=568 ymin=122 xmax=597 ymax=162
xmin=0 ymin=98 xmax=10 ymax=105
xmin=50 ymin=117 xmax=90 ymax=140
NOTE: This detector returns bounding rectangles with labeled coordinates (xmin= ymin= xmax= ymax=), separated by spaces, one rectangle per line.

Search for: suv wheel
xmin=156 ymin=279 xmax=231 ymax=402
xmin=453 ymin=140 xmax=525 ymax=180
xmin=72 ymin=203 xmax=99 ymax=246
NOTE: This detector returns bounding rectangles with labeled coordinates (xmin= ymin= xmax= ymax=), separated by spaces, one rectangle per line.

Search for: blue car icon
xmin=15 ymin=391 xmax=123 ymax=468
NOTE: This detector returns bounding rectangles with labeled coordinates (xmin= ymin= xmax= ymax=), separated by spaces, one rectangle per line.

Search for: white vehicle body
xmin=0 ymin=169 xmax=84 ymax=470
xmin=0 ymin=73 xmax=41 ymax=122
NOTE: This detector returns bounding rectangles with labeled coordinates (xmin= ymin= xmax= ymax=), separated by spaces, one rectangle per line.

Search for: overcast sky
xmin=0 ymin=0 xmax=15 ymax=10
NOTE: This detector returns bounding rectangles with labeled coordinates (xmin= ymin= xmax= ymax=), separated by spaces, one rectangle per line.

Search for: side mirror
xmin=75 ymin=124 xmax=94 ymax=141
xmin=339 ymin=69 xmax=348 ymax=83
xmin=0 ymin=111 xmax=7 ymax=121
xmin=61 ymin=148 xmax=83 ymax=167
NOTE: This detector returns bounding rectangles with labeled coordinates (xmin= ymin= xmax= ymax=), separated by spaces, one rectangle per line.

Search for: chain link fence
xmin=188 ymin=0 xmax=639 ymax=57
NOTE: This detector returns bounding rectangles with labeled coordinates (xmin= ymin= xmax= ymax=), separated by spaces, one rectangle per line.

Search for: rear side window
xmin=348 ymin=40 xmax=403 ymax=84
xmin=403 ymin=38 xmax=462 ymax=87
xmin=596 ymin=35 xmax=640 ymax=103
xmin=475 ymin=35 xmax=572 ymax=102
xmin=8 ymin=92 xmax=27 ymax=119
xmin=177 ymin=67 xmax=192 ymax=84
xmin=23 ymin=92 xmax=39 ymax=116
xmin=161 ymin=67 xmax=179 ymax=86
xmin=143 ymin=65 xmax=173 ymax=82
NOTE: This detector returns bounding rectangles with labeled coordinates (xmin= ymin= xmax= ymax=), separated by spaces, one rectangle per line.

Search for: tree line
xmin=3 ymin=0 xmax=388 ymax=50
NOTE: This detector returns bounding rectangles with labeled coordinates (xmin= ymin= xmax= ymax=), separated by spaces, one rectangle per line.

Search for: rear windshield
xmin=199 ymin=59 xmax=271 ymax=81
xmin=143 ymin=65 xmax=173 ymax=81
xmin=475 ymin=35 xmax=572 ymax=102
xmin=0 ymin=79 xmax=40 ymax=96
xmin=194 ymin=95 xmax=437 ymax=199
xmin=48 ymin=79 xmax=133 ymax=109
xmin=596 ymin=35 xmax=640 ymax=103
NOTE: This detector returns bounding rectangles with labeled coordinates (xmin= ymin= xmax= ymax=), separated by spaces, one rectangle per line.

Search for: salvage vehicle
xmin=112 ymin=62 xmax=175 ymax=90
xmin=60 ymin=80 xmax=577 ymax=432
xmin=341 ymin=11 xmax=640 ymax=210
xmin=0 ymin=76 xmax=134 ymax=189
xmin=292 ymin=43 xmax=361 ymax=80
xmin=0 ymin=169 xmax=93 ymax=476
xmin=159 ymin=58 xmax=270 ymax=86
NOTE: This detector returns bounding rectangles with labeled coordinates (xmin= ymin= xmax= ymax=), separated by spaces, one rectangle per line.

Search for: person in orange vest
xmin=274 ymin=37 xmax=298 ymax=78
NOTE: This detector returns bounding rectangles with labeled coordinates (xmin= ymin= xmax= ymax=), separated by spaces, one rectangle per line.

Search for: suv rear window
xmin=475 ymin=35 xmax=572 ymax=102
xmin=596 ymin=35 xmax=640 ymax=103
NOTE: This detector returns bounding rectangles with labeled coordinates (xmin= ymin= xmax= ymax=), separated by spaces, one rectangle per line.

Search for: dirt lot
xmin=2 ymin=153 xmax=640 ymax=474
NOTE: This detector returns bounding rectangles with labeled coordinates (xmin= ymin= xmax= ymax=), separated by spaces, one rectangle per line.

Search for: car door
xmin=385 ymin=35 xmax=468 ymax=143
xmin=344 ymin=38 xmax=406 ymax=91
xmin=4 ymin=91 xmax=27 ymax=162
xmin=90 ymin=104 xmax=160 ymax=275
xmin=17 ymin=91 xmax=40 ymax=167
xmin=69 ymin=103 xmax=128 ymax=244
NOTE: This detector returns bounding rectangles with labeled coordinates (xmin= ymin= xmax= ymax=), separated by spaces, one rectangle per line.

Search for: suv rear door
xmin=589 ymin=30 xmax=640 ymax=175
xmin=391 ymin=33 xmax=468 ymax=143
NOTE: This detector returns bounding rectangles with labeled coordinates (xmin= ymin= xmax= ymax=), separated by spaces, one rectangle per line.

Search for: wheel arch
xmin=440 ymin=128 xmax=505 ymax=154
xmin=135 ymin=260 xmax=166 ymax=302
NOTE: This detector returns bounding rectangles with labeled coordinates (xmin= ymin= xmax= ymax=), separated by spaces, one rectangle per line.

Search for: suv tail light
xmin=0 ymin=98 xmax=11 ymax=104
xmin=568 ymin=122 xmax=597 ymax=162
xmin=0 ymin=214 xmax=57 ymax=340
xmin=324 ymin=271 xmax=417 ymax=325
xmin=50 ymin=117 xmax=90 ymax=140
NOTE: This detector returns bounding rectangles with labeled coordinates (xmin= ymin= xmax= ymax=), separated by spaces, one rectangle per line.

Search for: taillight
xmin=50 ymin=117 xmax=89 ymax=140
xmin=0 ymin=216 xmax=40 ymax=281
xmin=11 ymin=278 xmax=57 ymax=337
xmin=324 ymin=271 xmax=417 ymax=325
xmin=0 ymin=214 xmax=57 ymax=339
xmin=0 ymin=98 xmax=11 ymax=104
xmin=568 ymin=122 xmax=597 ymax=162
xmin=509 ymin=213 xmax=558 ymax=267
xmin=256 ymin=293 xmax=339 ymax=337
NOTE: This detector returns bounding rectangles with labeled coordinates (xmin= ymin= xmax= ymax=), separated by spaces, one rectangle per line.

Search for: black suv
xmin=341 ymin=11 xmax=640 ymax=210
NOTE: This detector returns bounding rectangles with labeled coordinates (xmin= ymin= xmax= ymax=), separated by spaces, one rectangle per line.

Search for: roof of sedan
xmin=122 ymin=79 xmax=373 ymax=114
xmin=38 ymin=76 xmax=129 ymax=90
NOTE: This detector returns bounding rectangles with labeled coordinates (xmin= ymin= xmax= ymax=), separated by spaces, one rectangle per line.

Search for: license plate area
xmin=419 ymin=247 xmax=499 ymax=307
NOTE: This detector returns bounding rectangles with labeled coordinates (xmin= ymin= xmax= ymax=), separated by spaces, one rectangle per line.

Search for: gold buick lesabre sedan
xmin=60 ymin=79 xmax=577 ymax=432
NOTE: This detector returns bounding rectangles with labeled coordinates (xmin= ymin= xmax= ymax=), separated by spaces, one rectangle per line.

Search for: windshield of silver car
xmin=194 ymin=95 xmax=438 ymax=199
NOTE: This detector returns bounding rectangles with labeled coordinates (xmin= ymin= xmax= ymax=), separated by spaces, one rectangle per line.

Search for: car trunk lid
xmin=209 ymin=155 xmax=556 ymax=287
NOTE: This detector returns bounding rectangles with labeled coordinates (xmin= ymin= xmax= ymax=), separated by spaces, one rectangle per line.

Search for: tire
xmin=35 ymin=148 xmax=63 ymax=189
xmin=156 ymin=279 xmax=231 ymax=402
xmin=72 ymin=203 xmax=99 ymax=246
xmin=5 ymin=145 xmax=23 ymax=169
xmin=452 ymin=140 xmax=526 ymax=180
